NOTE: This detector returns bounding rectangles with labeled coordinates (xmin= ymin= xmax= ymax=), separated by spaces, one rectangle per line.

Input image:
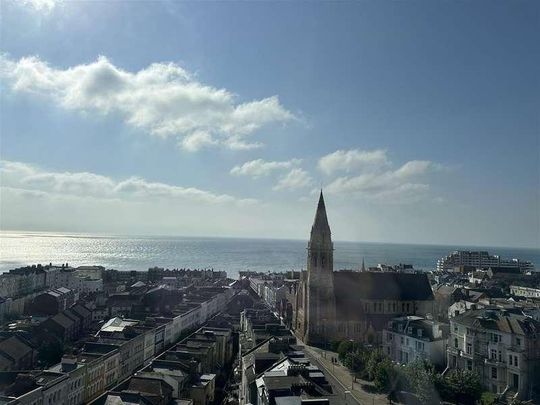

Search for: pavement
xmin=300 ymin=341 xmax=390 ymax=405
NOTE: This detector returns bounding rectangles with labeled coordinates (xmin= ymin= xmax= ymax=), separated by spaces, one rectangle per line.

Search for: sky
xmin=0 ymin=0 xmax=538 ymax=248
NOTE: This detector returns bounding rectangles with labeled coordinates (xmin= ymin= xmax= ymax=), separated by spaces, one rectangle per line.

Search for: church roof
xmin=333 ymin=271 xmax=434 ymax=311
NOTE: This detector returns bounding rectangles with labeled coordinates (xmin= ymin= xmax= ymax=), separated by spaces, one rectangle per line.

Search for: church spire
xmin=312 ymin=190 xmax=330 ymax=233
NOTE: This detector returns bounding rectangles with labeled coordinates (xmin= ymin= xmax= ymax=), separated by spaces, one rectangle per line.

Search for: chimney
xmin=61 ymin=355 xmax=78 ymax=372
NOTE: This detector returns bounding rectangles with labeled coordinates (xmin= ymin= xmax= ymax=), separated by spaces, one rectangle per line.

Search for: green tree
xmin=480 ymin=391 xmax=497 ymax=405
xmin=403 ymin=360 xmax=440 ymax=404
xmin=445 ymin=369 xmax=482 ymax=404
xmin=373 ymin=358 xmax=401 ymax=393
xmin=366 ymin=349 xmax=387 ymax=381
xmin=337 ymin=340 xmax=355 ymax=361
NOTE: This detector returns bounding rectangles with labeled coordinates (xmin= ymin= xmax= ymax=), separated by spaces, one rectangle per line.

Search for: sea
xmin=0 ymin=231 xmax=539 ymax=279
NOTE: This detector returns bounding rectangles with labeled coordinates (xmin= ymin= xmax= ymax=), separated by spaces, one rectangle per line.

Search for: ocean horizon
xmin=1 ymin=231 xmax=538 ymax=278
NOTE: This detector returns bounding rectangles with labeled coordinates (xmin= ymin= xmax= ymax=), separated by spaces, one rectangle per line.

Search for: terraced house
xmin=447 ymin=308 xmax=540 ymax=401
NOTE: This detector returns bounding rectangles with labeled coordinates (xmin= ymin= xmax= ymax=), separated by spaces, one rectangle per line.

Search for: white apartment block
xmin=382 ymin=316 xmax=449 ymax=368
xmin=447 ymin=308 xmax=540 ymax=401
xmin=510 ymin=285 xmax=540 ymax=299
xmin=437 ymin=251 xmax=534 ymax=272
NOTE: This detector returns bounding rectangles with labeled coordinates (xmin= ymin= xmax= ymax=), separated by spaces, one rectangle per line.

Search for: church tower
xmin=304 ymin=190 xmax=336 ymax=344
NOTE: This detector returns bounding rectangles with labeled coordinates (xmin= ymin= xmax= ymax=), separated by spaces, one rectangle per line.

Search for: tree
xmin=337 ymin=340 xmax=356 ymax=361
xmin=480 ymin=391 xmax=497 ymax=405
xmin=373 ymin=358 xmax=398 ymax=392
xmin=403 ymin=360 xmax=440 ymax=404
xmin=445 ymin=369 xmax=482 ymax=404
xmin=366 ymin=349 xmax=387 ymax=380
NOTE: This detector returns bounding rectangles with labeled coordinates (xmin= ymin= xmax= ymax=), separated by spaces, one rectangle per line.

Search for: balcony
xmin=484 ymin=357 xmax=506 ymax=367
xmin=447 ymin=346 xmax=460 ymax=355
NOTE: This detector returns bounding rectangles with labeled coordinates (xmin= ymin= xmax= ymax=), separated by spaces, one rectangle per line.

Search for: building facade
xmin=446 ymin=308 xmax=540 ymax=400
xmin=382 ymin=316 xmax=449 ymax=368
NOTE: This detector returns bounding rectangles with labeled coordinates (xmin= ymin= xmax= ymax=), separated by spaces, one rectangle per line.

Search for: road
xmin=300 ymin=340 xmax=390 ymax=405
xmin=305 ymin=347 xmax=361 ymax=405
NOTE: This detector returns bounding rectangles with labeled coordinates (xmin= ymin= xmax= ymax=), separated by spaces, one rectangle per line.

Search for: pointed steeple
xmin=312 ymin=190 xmax=330 ymax=233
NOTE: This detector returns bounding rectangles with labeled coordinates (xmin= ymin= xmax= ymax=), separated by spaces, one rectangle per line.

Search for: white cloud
xmin=20 ymin=0 xmax=60 ymax=12
xmin=324 ymin=159 xmax=441 ymax=201
xmin=0 ymin=160 xmax=256 ymax=206
xmin=230 ymin=158 xmax=301 ymax=178
xmin=180 ymin=130 xmax=218 ymax=152
xmin=318 ymin=149 xmax=390 ymax=175
xmin=273 ymin=168 xmax=313 ymax=191
xmin=0 ymin=55 xmax=295 ymax=151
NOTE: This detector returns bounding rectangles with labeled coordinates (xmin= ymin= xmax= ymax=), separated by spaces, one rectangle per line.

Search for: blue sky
xmin=0 ymin=0 xmax=538 ymax=248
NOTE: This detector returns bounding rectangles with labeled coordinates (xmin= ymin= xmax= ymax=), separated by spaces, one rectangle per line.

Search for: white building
xmin=382 ymin=316 xmax=449 ymax=368
xmin=510 ymin=285 xmax=540 ymax=299
xmin=447 ymin=308 xmax=540 ymax=401
xmin=437 ymin=251 xmax=534 ymax=272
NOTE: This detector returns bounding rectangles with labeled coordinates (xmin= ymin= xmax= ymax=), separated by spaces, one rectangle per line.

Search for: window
xmin=401 ymin=336 xmax=404 ymax=345
xmin=514 ymin=356 xmax=519 ymax=367
xmin=509 ymin=355 xmax=513 ymax=366
xmin=466 ymin=343 xmax=472 ymax=355
xmin=516 ymin=337 xmax=521 ymax=346
xmin=454 ymin=338 xmax=458 ymax=348
xmin=467 ymin=360 xmax=472 ymax=370
xmin=490 ymin=349 xmax=497 ymax=360
xmin=491 ymin=367 xmax=497 ymax=379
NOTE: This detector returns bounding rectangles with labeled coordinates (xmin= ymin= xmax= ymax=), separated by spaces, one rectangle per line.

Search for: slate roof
xmin=0 ymin=336 xmax=33 ymax=361
xmin=453 ymin=308 xmax=540 ymax=336
xmin=127 ymin=376 xmax=173 ymax=397
xmin=333 ymin=271 xmax=434 ymax=318
xmin=387 ymin=316 xmax=448 ymax=341
xmin=50 ymin=312 xmax=75 ymax=329
xmin=69 ymin=304 xmax=91 ymax=320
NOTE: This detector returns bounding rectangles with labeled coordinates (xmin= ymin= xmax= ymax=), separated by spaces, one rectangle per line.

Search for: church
xmin=294 ymin=191 xmax=435 ymax=345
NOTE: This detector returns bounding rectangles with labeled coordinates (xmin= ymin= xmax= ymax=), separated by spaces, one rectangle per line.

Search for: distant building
xmin=29 ymin=288 xmax=75 ymax=317
xmin=382 ymin=316 xmax=449 ymax=368
xmin=447 ymin=308 xmax=540 ymax=400
xmin=294 ymin=192 xmax=435 ymax=345
xmin=437 ymin=251 xmax=534 ymax=272
xmin=510 ymin=285 xmax=540 ymax=299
